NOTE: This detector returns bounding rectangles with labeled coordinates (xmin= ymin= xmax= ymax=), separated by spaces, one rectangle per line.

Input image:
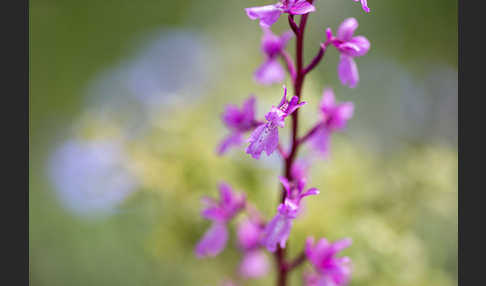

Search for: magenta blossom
xmin=237 ymin=218 xmax=264 ymax=251
xmin=261 ymin=177 xmax=319 ymax=252
xmin=311 ymin=88 xmax=354 ymax=156
xmin=240 ymin=249 xmax=270 ymax=278
xmin=195 ymin=222 xmax=229 ymax=258
xmin=195 ymin=183 xmax=246 ymax=258
xmin=305 ymin=237 xmax=352 ymax=286
xmin=246 ymin=86 xmax=306 ymax=159
xmin=237 ymin=218 xmax=269 ymax=278
xmin=245 ymin=0 xmax=316 ymax=28
xmin=255 ymin=28 xmax=293 ymax=85
xmin=327 ymin=18 xmax=370 ymax=88
xmin=353 ymin=0 xmax=370 ymax=13
xmin=217 ymin=96 xmax=260 ymax=155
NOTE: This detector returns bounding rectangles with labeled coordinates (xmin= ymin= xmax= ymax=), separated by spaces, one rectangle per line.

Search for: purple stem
xmin=287 ymin=251 xmax=307 ymax=271
xmin=281 ymin=50 xmax=296 ymax=82
xmin=298 ymin=122 xmax=325 ymax=145
xmin=276 ymin=4 xmax=314 ymax=285
xmin=288 ymin=15 xmax=299 ymax=35
xmin=303 ymin=43 xmax=327 ymax=75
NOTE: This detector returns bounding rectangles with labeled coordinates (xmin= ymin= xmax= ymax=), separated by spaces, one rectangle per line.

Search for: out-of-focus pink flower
xmin=311 ymin=88 xmax=354 ymax=156
xmin=201 ymin=183 xmax=246 ymax=223
xmin=261 ymin=177 xmax=319 ymax=252
xmin=327 ymin=18 xmax=370 ymax=88
xmin=237 ymin=218 xmax=264 ymax=251
xmin=254 ymin=28 xmax=293 ymax=85
xmin=246 ymin=86 xmax=305 ymax=159
xmin=239 ymin=250 xmax=270 ymax=278
xmin=195 ymin=222 xmax=229 ymax=258
xmin=195 ymin=183 xmax=246 ymax=258
xmin=304 ymin=237 xmax=353 ymax=286
xmin=319 ymin=88 xmax=354 ymax=131
xmin=245 ymin=0 xmax=316 ymax=28
xmin=217 ymin=96 xmax=260 ymax=155
xmin=236 ymin=216 xmax=269 ymax=278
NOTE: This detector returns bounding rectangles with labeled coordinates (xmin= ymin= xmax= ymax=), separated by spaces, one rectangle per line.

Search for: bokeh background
xmin=30 ymin=0 xmax=457 ymax=285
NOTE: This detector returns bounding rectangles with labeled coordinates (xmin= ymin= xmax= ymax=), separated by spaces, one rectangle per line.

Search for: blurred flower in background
xmin=46 ymin=28 xmax=216 ymax=217
xmin=48 ymin=139 xmax=138 ymax=217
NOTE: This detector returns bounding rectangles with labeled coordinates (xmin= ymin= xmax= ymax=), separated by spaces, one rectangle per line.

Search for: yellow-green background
xmin=30 ymin=0 xmax=457 ymax=285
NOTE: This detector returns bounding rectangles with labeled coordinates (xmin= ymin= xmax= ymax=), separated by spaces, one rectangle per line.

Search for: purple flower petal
xmin=262 ymin=28 xmax=293 ymax=57
xmin=305 ymin=236 xmax=353 ymax=285
xmin=237 ymin=219 xmax=263 ymax=250
xmin=287 ymin=96 xmax=307 ymax=115
xmin=201 ymin=206 xmax=227 ymax=222
xmin=301 ymin=188 xmax=320 ymax=199
xmin=217 ymin=132 xmax=244 ymax=155
xmin=285 ymin=0 xmax=316 ymax=15
xmin=201 ymin=182 xmax=245 ymax=222
xmin=338 ymin=55 xmax=359 ymax=88
xmin=261 ymin=213 xmax=292 ymax=252
xmin=330 ymin=103 xmax=354 ymax=130
xmin=254 ymin=58 xmax=286 ymax=85
xmin=318 ymin=88 xmax=354 ymax=131
xmin=219 ymin=182 xmax=235 ymax=205
xmin=264 ymin=125 xmax=280 ymax=156
xmin=331 ymin=238 xmax=352 ymax=253
xmin=246 ymin=123 xmax=279 ymax=159
xmin=354 ymin=0 xmax=370 ymax=13
xmin=242 ymin=96 xmax=257 ymax=124
xmin=310 ymin=126 xmax=330 ymax=157
xmin=245 ymin=5 xmax=282 ymax=27
xmin=278 ymin=86 xmax=288 ymax=108
xmin=195 ymin=222 xmax=229 ymax=258
xmin=239 ymin=250 xmax=270 ymax=278
xmin=222 ymin=96 xmax=257 ymax=131
xmin=337 ymin=18 xmax=358 ymax=41
xmin=338 ymin=36 xmax=370 ymax=57
xmin=320 ymin=88 xmax=336 ymax=111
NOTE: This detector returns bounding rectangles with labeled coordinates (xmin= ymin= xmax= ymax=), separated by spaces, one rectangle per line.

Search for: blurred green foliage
xmin=30 ymin=0 xmax=457 ymax=285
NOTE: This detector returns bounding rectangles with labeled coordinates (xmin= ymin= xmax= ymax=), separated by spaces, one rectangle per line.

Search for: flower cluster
xmin=195 ymin=1 xmax=372 ymax=285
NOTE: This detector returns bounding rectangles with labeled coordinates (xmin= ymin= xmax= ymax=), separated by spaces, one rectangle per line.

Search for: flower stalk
xmin=195 ymin=1 xmax=372 ymax=285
